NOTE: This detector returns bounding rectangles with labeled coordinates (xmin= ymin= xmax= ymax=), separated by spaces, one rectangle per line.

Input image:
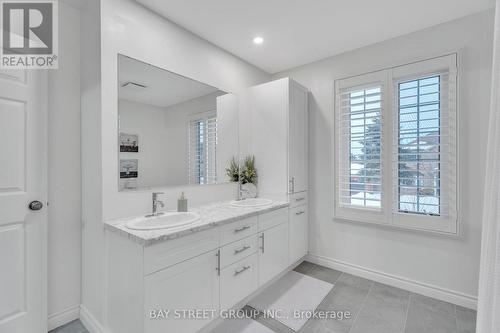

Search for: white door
xmin=258 ymin=223 xmax=289 ymax=286
xmin=0 ymin=69 xmax=47 ymax=333
xmin=288 ymin=81 xmax=308 ymax=194
xmin=289 ymin=206 xmax=308 ymax=264
xmin=144 ymin=250 xmax=220 ymax=333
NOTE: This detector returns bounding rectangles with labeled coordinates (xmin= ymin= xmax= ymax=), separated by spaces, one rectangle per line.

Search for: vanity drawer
xmin=144 ymin=228 xmax=219 ymax=275
xmin=289 ymin=191 xmax=308 ymax=208
xmin=219 ymin=216 xmax=258 ymax=246
xmin=258 ymin=208 xmax=288 ymax=231
xmin=220 ymin=235 xmax=258 ymax=268
xmin=220 ymin=253 xmax=258 ymax=310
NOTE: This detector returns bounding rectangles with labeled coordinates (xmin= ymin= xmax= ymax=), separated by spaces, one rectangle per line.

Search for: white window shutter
xmin=188 ymin=112 xmax=218 ymax=185
xmin=391 ymin=54 xmax=458 ymax=233
xmin=334 ymin=54 xmax=458 ymax=234
xmin=188 ymin=119 xmax=204 ymax=184
xmin=338 ymin=84 xmax=384 ymax=210
xmin=206 ymin=116 xmax=217 ymax=184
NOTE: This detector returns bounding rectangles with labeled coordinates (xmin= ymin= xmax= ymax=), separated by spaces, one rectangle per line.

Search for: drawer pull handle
xmin=215 ymin=250 xmax=221 ymax=276
xmin=234 ymin=226 xmax=251 ymax=233
xmin=234 ymin=245 xmax=251 ymax=255
xmin=295 ymin=197 xmax=305 ymax=202
xmin=295 ymin=211 xmax=305 ymax=215
xmin=260 ymin=233 xmax=265 ymax=253
xmin=234 ymin=266 xmax=251 ymax=276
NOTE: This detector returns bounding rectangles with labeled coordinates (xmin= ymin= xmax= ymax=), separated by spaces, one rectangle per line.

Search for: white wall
xmin=80 ymin=0 xmax=103 ymax=329
xmin=273 ymin=10 xmax=494 ymax=308
xmin=119 ymin=99 xmax=169 ymax=189
xmin=217 ymin=93 xmax=240 ymax=183
xmin=81 ymin=0 xmax=270 ymax=328
xmin=47 ymin=1 xmax=82 ymax=330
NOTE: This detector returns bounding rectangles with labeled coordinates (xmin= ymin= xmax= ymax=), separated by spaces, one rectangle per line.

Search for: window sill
xmin=332 ymin=214 xmax=459 ymax=237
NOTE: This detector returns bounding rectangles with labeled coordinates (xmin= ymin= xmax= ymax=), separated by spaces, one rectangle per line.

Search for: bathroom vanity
xmin=101 ymin=57 xmax=309 ymax=333
xmin=104 ymin=200 xmax=305 ymax=333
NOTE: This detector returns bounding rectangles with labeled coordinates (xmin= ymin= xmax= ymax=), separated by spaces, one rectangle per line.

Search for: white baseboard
xmin=48 ymin=305 xmax=80 ymax=331
xmin=80 ymin=305 xmax=106 ymax=333
xmin=307 ymin=254 xmax=478 ymax=310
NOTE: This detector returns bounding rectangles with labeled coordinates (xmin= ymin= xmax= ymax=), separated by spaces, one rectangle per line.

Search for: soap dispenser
xmin=177 ymin=192 xmax=188 ymax=212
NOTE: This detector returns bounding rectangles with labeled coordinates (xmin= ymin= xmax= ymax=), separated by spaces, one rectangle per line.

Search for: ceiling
xmin=136 ymin=0 xmax=494 ymax=73
xmin=118 ymin=55 xmax=221 ymax=107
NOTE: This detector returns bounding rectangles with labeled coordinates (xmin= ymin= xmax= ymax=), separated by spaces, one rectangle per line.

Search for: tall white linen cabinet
xmin=248 ymin=77 xmax=309 ymax=265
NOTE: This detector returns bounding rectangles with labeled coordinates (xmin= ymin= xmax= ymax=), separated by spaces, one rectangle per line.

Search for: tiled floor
xmin=50 ymin=261 xmax=477 ymax=333
xmin=49 ymin=319 xmax=88 ymax=333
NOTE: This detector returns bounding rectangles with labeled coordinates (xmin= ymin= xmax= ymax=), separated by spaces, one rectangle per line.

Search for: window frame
xmin=333 ymin=54 xmax=459 ymax=235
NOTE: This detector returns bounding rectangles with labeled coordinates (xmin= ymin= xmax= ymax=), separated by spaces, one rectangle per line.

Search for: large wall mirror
xmin=118 ymin=55 xmax=239 ymax=191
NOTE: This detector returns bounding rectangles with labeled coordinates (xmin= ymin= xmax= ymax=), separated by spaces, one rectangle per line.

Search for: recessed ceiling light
xmin=253 ymin=36 xmax=264 ymax=45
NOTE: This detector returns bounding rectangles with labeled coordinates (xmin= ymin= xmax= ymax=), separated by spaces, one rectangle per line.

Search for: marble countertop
xmin=104 ymin=199 xmax=289 ymax=246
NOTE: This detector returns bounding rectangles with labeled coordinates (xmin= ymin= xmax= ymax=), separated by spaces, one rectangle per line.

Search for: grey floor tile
xmin=410 ymin=292 xmax=456 ymax=317
xmin=298 ymin=316 xmax=351 ymax=333
xmin=370 ymin=282 xmax=410 ymax=302
xmin=404 ymin=295 xmax=457 ymax=333
xmin=306 ymin=264 xmax=343 ymax=285
xmin=49 ymin=320 xmax=88 ymax=333
xmin=350 ymin=283 xmax=410 ymax=333
xmin=456 ymin=306 xmax=477 ymax=333
xmin=336 ymin=273 xmax=373 ymax=290
xmin=294 ymin=261 xmax=317 ymax=275
xmin=316 ymin=274 xmax=373 ymax=328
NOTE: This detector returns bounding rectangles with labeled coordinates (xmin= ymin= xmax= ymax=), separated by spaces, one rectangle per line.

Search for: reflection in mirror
xmin=118 ymin=55 xmax=238 ymax=191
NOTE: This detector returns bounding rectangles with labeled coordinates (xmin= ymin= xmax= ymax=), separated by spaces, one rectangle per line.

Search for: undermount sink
xmin=230 ymin=198 xmax=273 ymax=207
xmin=125 ymin=211 xmax=200 ymax=230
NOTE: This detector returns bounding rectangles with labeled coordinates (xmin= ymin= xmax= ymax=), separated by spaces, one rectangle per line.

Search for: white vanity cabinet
xmin=106 ymin=207 xmax=295 ymax=333
xmin=248 ymin=77 xmax=309 ymax=276
xmin=258 ymin=223 xmax=289 ymax=285
xmin=249 ymin=77 xmax=308 ymax=196
xmin=289 ymin=205 xmax=308 ymax=264
xmin=144 ymin=250 xmax=220 ymax=333
xmin=257 ymin=208 xmax=289 ymax=285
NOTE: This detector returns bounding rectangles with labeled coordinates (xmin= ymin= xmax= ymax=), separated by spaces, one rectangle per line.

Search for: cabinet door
xmin=250 ymin=79 xmax=288 ymax=196
xmin=258 ymin=223 xmax=289 ymax=286
xmin=144 ymin=250 xmax=219 ymax=333
xmin=289 ymin=206 xmax=308 ymax=264
xmin=288 ymin=80 xmax=308 ymax=193
xmin=220 ymin=253 xmax=258 ymax=310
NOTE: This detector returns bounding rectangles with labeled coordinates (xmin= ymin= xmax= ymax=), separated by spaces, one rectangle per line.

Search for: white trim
xmin=80 ymin=305 xmax=106 ymax=333
xmin=307 ymin=254 xmax=477 ymax=310
xmin=48 ymin=305 xmax=81 ymax=331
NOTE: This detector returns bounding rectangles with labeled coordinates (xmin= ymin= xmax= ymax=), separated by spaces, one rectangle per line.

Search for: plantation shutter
xmin=334 ymin=54 xmax=457 ymax=233
xmin=337 ymin=80 xmax=384 ymax=210
xmin=188 ymin=119 xmax=205 ymax=184
xmin=188 ymin=112 xmax=217 ymax=185
xmin=206 ymin=116 xmax=217 ymax=184
xmin=393 ymin=66 xmax=457 ymax=220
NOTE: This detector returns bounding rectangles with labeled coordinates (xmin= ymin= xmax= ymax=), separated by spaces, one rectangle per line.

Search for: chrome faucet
xmin=148 ymin=192 xmax=165 ymax=217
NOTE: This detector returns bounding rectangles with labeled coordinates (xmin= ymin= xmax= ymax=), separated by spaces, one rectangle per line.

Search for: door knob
xmin=29 ymin=201 xmax=43 ymax=211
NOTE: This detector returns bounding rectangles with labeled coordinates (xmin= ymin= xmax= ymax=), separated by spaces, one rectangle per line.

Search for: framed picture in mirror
xmin=120 ymin=159 xmax=138 ymax=178
xmin=120 ymin=133 xmax=139 ymax=152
